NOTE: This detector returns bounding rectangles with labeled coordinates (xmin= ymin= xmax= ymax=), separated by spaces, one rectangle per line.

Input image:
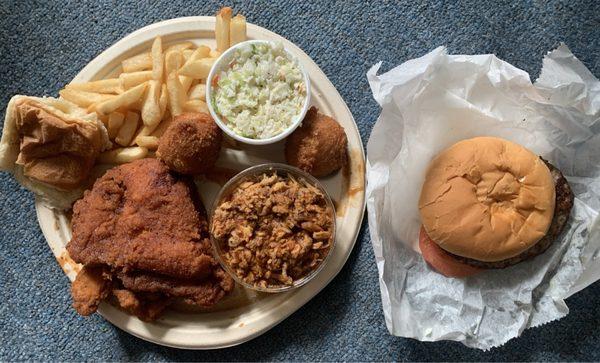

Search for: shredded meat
xmin=211 ymin=172 xmax=334 ymax=288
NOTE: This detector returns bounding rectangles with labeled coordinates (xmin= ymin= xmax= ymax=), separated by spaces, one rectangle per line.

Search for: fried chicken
xmin=157 ymin=112 xmax=222 ymax=175
xmin=71 ymin=265 xmax=112 ymax=316
xmin=285 ymin=107 xmax=348 ymax=177
xmin=117 ymin=269 xmax=235 ymax=307
xmin=67 ymin=158 xmax=234 ymax=320
xmin=68 ymin=158 xmax=214 ymax=280
xmin=111 ymin=289 xmax=171 ymax=322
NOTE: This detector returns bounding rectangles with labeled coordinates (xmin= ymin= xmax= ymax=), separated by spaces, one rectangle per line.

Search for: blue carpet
xmin=1 ymin=0 xmax=599 ymax=361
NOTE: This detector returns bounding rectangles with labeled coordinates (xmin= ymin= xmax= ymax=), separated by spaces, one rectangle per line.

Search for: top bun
xmin=418 ymin=137 xmax=555 ymax=262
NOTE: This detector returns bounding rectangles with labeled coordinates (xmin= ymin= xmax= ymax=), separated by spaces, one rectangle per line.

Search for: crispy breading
xmin=285 ymin=107 xmax=347 ymax=177
xmin=117 ymin=269 xmax=234 ymax=307
xmin=67 ymin=158 xmax=215 ymax=280
xmin=111 ymin=289 xmax=171 ymax=322
xmin=157 ymin=112 xmax=222 ymax=175
xmin=67 ymin=158 xmax=234 ymax=320
xmin=71 ymin=265 xmax=112 ymax=316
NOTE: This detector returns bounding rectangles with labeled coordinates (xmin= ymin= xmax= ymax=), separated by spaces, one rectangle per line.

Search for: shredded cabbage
xmin=213 ymin=42 xmax=306 ymax=139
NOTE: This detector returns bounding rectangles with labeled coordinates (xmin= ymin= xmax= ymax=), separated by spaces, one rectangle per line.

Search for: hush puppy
xmin=285 ymin=107 xmax=347 ymax=177
xmin=157 ymin=112 xmax=222 ymax=174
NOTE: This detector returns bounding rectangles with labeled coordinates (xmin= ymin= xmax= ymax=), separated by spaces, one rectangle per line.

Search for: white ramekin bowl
xmin=205 ymin=40 xmax=311 ymax=146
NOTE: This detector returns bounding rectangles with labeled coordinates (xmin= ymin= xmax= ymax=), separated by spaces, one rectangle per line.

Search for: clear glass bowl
xmin=208 ymin=163 xmax=336 ymax=293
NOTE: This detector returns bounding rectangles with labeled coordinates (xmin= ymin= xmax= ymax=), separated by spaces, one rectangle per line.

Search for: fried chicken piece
xmin=117 ymin=269 xmax=234 ymax=307
xmin=71 ymin=265 xmax=112 ymax=316
xmin=157 ymin=112 xmax=222 ymax=175
xmin=285 ymin=107 xmax=348 ymax=177
xmin=111 ymin=289 xmax=171 ymax=322
xmin=67 ymin=158 xmax=215 ymax=280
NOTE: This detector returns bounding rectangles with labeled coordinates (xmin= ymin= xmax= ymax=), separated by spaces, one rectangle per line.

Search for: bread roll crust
xmin=418 ymin=137 xmax=555 ymax=262
xmin=0 ymin=95 xmax=110 ymax=209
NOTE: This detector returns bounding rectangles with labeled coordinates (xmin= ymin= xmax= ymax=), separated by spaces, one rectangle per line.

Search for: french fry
xmin=150 ymin=112 xmax=174 ymax=138
xmin=230 ymin=15 xmax=247 ymax=46
xmin=119 ymin=71 xmax=153 ymax=89
xmin=128 ymin=85 xmax=171 ymax=140
xmin=95 ymin=83 xmax=147 ymax=115
xmin=182 ymin=49 xmax=194 ymax=61
xmin=134 ymin=85 xmax=169 ymax=140
xmin=122 ymin=52 xmax=152 ymax=72
xmin=164 ymin=50 xmax=183 ymax=76
xmin=165 ymin=41 xmax=194 ymax=53
xmin=183 ymin=99 xmax=209 ymax=114
xmin=98 ymin=146 xmax=148 ymax=164
xmin=166 ymin=72 xmax=185 ymax=116
xmin=65 ymin=78 xmax=122 ymax=94
xmin=179 ymin=46 xmax=211 ymax=92
xmin=134 ymin=135 xmax=159 ymax=150
xmin=209 ymin=49 xmax=222 ymax=58
xmin=141 ymin=80 xmax=161 ymax=127
xmin=189 ymin=45 xmax=211 ymax=60
xmin=107 ymin=112 xmax=125 ymax=139
xmin=180 ymin=76 xmax=194 ymax=94
xmin=216 ymin=7 xmax=232 ymax=52
xmin=136 ymin=109 xmax=172 ymax=140
xmin=178 ymin=58 xmax=215 ymax=79
xmin=151 ymin=36 xmax=164 ymax=81
xmin=187 ymin=83 xmax=206 ymax=100
xmin=159 ymin=83 xmax=168 ymax=117
xmin=115 ymin=111 xmax=140 ymax=146
xmin=59 ymin=89 xmax=114 ymax=108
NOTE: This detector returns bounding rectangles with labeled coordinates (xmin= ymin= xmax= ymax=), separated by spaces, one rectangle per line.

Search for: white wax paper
xmin=366 ymin=44 xmax=600 ymax=350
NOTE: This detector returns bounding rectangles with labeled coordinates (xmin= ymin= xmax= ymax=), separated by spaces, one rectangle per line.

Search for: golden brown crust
xmin=418 ymin=137 xmax=555 ymax=262
xmin=110 ymin=289 xmax=171 ymax=322
xmin=285 ymin=107 xmax=348 ymax=177
xmin=68 ymin=158 xmax=234 ymax=320
xmin=448 ymin=159 xmax=574 ymax=268
xmin=71 ymin=265 xmax=112 ymax=316
xmin=117 ymin=269 xmax=234 ymax=307
xmin=157 ymin=112 xmax=222 ymax=175
xmin=68 ymin=158 xmax=216 ymax=280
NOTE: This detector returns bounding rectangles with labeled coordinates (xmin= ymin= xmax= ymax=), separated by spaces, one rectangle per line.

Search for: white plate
xmin=35 ymin=16 xmax=366 ymax=349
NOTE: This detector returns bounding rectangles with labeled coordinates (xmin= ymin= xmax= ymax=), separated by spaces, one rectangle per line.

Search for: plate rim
xmin=35 ymin=15 xmax=366 ymax=350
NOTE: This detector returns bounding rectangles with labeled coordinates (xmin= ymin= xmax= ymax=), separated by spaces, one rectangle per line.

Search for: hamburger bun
xmin=419 ymin=136 xmax=562 ymax=269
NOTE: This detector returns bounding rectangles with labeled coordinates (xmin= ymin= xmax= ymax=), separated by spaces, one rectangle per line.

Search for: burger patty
xmin=448 ymin=159 xmax=574 ymax=269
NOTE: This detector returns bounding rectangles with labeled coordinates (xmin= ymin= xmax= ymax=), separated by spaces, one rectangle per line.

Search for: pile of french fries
xmin=58 ymin=7 xmax=247 ymax=164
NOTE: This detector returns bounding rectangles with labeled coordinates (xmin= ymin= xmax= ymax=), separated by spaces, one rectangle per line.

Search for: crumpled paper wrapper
xmin=366 ymin=44 xmax=600 ymax=350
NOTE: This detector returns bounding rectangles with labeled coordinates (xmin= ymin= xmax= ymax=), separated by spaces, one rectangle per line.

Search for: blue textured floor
xmin=1 ymin=0 xmax=599 ymax=361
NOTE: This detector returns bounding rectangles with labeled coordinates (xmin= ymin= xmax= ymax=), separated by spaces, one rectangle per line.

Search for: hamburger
xmin=418 ymin=137 xmax=573 ymax=278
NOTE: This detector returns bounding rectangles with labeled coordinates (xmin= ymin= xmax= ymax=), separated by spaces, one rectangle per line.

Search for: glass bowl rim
xmin=208 ymin=163 xmax=337 ymax=293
